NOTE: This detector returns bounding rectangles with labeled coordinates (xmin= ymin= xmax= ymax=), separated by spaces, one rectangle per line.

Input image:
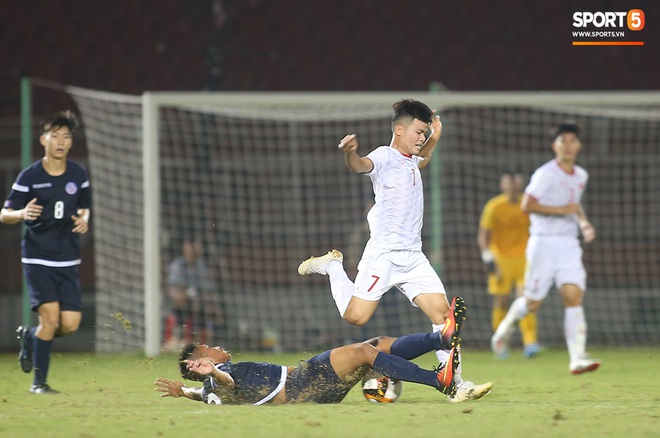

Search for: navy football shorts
xmin=285 ymin=350 xmax=358 ymax=404
xmin=23 ymin=264 xmax=83 ymax=312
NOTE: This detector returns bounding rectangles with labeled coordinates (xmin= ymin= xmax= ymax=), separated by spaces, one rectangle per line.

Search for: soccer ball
xmin=362 ymin=370 xmax=403 ymax=403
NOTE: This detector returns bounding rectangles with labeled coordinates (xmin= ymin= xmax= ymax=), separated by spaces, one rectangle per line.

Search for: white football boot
xmin=447 ymin=380 xmax=494 ymax=403
xmin=491 ymin=323 xmax=515 ymax=359
xmin=297 ymin=249 xmax=343 ymax=275
xmin=569 ymin=357 xmax=601 ymax=375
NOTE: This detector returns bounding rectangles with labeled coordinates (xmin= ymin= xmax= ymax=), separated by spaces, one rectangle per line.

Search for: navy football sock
xmin=372 ymin=352 xmax=438 ymax=388
xmin=26 ymin=327 xmax=36 ymax=343
xmin=390 ymin=333 xmax=442 ymax=360
xmin=33 ymin=337 xmax=53 ymax=386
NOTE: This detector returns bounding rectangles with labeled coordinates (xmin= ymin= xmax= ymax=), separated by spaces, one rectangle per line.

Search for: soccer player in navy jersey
xmin=154 ymin=298 xmax=468 ymax=405
xmin=1 ymin=110 xmax=91 ymax=394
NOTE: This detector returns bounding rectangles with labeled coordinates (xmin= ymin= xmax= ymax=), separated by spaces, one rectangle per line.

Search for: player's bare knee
xmin=343 ymin=313 xmax=368 ymax=326
xmin=353 ymin=343 xmax=378 ymax=363
xmin=563 ymin=296 xmax=583 ymax=307
xmin=58 ymin=325 xmax=79 ymax=336
xmin=41 ymin=317 xmax=60 ymax=331
xmin=365 ymin=336 xmax=389 ymax=348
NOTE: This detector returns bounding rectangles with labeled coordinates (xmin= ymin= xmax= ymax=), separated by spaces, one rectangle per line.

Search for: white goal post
xmin=67 ymin=87 xmax=660 ymax=356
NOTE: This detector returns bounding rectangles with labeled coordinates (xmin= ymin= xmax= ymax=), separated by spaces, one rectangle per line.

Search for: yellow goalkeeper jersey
xmin=479 ymin=193 xmax=530 ymax=257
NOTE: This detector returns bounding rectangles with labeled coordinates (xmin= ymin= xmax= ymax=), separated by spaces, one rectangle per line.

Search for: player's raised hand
xmin=71 ymin=208 xmax=89 ymax=234
xmin=22 ymin=198 xmax=43 ymax=221
xmin=429 ymin=110 xmax=443 ymax=139
xmin=338 ymin=133 xmax=358 ymax=154
xmin=340 ymin=133 xmax=373 ymax=174
xmin=184 ymin=358 xmax=215 ymax=375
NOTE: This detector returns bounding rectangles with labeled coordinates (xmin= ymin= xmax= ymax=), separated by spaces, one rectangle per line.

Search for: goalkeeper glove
xmin=481 ymin=250 xmax=498 ymax=275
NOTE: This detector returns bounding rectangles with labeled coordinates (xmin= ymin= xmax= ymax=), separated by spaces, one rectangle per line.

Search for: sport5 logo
xmin=573 ymin=9 xmax=645 ymax=31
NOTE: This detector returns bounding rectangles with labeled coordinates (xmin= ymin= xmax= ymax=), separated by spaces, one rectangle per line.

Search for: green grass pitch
xmin=1 ymin=348 xmax=658 ymax=437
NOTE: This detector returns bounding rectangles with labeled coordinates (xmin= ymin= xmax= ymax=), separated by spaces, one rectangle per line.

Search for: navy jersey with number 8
xmin=4 ymin=160 xmax=91 ymax=266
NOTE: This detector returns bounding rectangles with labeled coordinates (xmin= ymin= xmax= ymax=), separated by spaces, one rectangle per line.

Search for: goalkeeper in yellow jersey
xmin=478 ymin=171 xmax=540 ymax=358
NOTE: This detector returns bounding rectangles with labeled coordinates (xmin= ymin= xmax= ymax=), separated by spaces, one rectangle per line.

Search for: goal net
xmin=64 ymin=87 xmax=660 ymax=355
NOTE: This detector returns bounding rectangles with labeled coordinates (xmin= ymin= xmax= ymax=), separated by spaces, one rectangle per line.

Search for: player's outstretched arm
xmin=338 ymin=134 xmax=373 ymax=174
xmin=154 ymin=377 xmax=204 ymax=401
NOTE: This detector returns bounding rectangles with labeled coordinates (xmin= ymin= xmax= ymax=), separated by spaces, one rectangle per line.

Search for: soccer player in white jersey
xmin=491 ymin=121 xmax=601 ymax=374
xmin=298 ymin=99 xmax=493 ymax=402
xmin=1 ymin=110 xmax=91 ymax=393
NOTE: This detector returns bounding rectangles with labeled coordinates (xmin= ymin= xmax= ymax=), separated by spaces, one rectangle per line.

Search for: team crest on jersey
xmin=65 ymin=182 xmax=78 ymax=195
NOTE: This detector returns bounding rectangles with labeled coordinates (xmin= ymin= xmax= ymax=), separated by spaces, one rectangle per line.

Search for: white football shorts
xmin=354 ymin=241 xmax=446 ymax=306
xmin=524 ymin=235 xmax=586 ymax=301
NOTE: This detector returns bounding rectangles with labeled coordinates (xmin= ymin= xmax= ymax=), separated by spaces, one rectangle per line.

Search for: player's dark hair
xmin=179 ymin=342 xmax=203 ymax=381
xmin=40 ymin=110 xmax=79 ymax=134
xmin=392 ymin=99 xmax=433 ymax=127
xmin=552 ymin=121 xmax=580 ymax=139
xmin=501 ymin=169 xmax=522 ymax=178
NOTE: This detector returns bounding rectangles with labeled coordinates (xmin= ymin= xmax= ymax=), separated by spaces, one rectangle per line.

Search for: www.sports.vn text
xmin=572 ymin=31 xmax=625 ymax=37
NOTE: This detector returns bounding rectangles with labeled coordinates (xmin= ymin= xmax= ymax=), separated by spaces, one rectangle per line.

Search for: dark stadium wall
xmin=0 ymin=0 xmax=658 ymax=118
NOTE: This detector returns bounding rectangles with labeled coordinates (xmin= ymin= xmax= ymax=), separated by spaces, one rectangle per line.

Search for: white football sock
xmin=564 ymin=306 xmax=587 ymax=363
xmin=509 ymin=296 xmax=530 ymax=320
xmin=494 ymin=296 xmax=529 ymax=338
xmin=326 ymin=261 xmax=354 ymax=317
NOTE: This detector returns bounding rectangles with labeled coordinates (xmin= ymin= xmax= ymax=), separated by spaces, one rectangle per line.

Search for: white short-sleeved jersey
xmin=524 ymin=159 xmax=588 ymax=237
xmin=364 ymin=146 xmax=424 ymax=251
